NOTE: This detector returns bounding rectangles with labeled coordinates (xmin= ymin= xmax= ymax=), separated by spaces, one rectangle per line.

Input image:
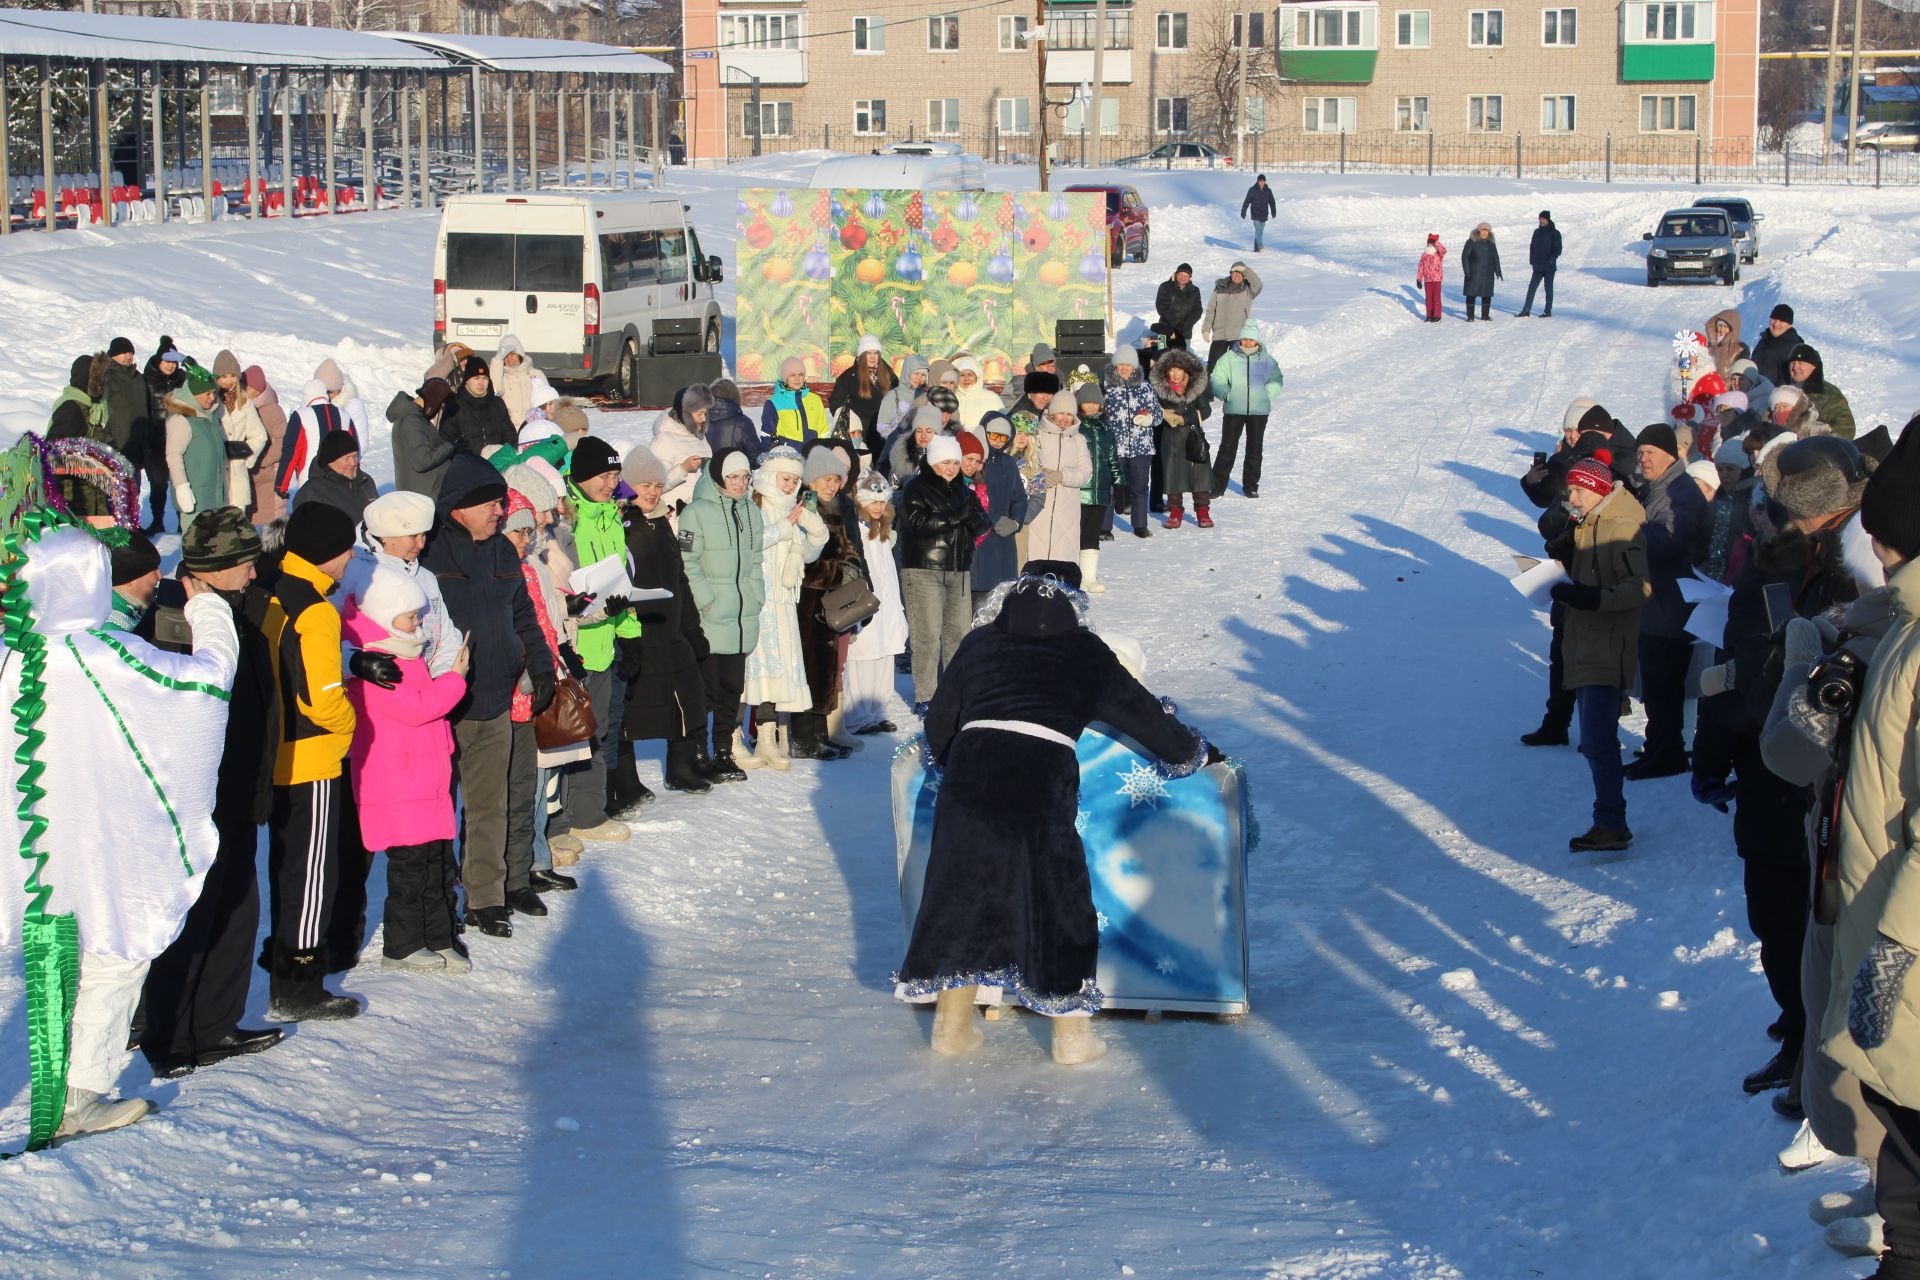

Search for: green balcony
xmin=1278 ymin=49 xmax=1379 ymax=84
xmin=1621 ymin=43 xmax=1715 ymax=82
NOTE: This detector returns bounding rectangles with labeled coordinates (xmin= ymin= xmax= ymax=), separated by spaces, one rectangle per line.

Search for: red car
xmin=1065 ymin=183 xmax=1150 ymax=267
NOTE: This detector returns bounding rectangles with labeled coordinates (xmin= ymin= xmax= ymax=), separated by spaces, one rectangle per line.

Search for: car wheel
xmin=1647 ymin=274 xmax=1659 ymax=287
xmin=615 ymin=337 xmax=639 ymax=402
xmin=1134 ymin=230 xmax=1150 ymax=264
xmin=1110 ymin=235 xmax=1124 ymax=268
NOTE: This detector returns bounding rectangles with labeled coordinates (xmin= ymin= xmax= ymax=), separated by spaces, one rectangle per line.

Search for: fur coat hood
xmin=1149 ymin=348 xmax=1209 ymax=406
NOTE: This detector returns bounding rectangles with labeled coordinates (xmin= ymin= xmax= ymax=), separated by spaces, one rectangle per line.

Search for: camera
xmin=1809 ymin=649 xmax=1866 ymax=715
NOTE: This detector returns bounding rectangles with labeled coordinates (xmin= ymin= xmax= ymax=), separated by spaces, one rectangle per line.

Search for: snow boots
xmin=825 ymin=705 xmax=864 ymax=753
xmin=931 ymin=985 xmax=983 ymax=1055
xmin=606 ymin=743 xmax=655 ymax=818
xmin=690 ymin=741 xmax=730 ymax=784
xmin=55 ymin=1087 xmax=153 ymax=1142
xmin=572 ymin=817 xmax=630 ymax=843
xmin=727 ymin=726 xmax=764 ymax=772
xmin=790 ymin=713 xmax=851 ymax=761
xmin=754 ymin=721 xmax=791 ymax=771
xmin=1743 ymin=1044 xmax=1797 ymax=1094
xmin=267 ymin=947 xmax=362 ymax=1022
xmin=1077 ymin=549 xmax=1107 ymax=594
xmin=1778 ymin=1118 xmax=1834 ymax=1171
xmin=663 ymin=738 xmax=712 ymax=794
xmin=1051 ymin=1016 xmax=1107 ymax=1066
xmin=1163 ymin=507 xmax=1184 ymax=530
xmin=548 ymin=831 xmax=583 ymax=866
xmin=1194 ymin=503 xmax=1214 ymax=529
xmin=382 ymin=949 xmax=448 ymax=973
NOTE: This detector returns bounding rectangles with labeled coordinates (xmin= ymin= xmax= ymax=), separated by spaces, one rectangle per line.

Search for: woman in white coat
xmin=843 ymin=473 xmax=908 ymax=734
xmin=741 ymin=447 xmax=827 ymax=765
xmin=490 ymin=335 xmax=541 ymax=430
xmin=1024 ymin=398 xmax=1095 ymax=564
xmin=650 ymin=384 xmax=717 ymax=519
xmin=209 ymin=350 xmax=269 ymax=510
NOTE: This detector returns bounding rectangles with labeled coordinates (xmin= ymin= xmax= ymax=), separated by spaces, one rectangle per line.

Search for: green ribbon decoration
xmin=67 ymin=638 xmax=194 ymax=875
xmin=85 ymin=630 xmax=231 ymax=703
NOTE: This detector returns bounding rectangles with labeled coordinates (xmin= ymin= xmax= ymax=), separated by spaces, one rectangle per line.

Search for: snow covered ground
xmin=1 ymin=160 xmax=1918 ymax=1278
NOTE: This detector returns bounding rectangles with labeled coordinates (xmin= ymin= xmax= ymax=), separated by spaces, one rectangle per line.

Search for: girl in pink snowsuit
xmin=1417 ymin=233 xmax=1448 ymax=322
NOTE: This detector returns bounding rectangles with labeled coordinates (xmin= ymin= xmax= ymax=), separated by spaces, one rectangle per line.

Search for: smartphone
xmin=1533 ymin=451 xmax=1548 ymax=467
xmin=1762 ymin=582 xmax=1796 ymax=635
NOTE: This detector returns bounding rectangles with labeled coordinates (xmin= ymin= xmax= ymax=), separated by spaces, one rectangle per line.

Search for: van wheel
xmin=705 ymin=321 xmax=721 ymax=355
xmin=615 ymin=338 xmax=640 ymax=403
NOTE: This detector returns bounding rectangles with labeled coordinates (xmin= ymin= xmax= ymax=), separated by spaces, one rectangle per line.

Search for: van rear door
xmin=440 ymin=210 xmax=587 ymax=367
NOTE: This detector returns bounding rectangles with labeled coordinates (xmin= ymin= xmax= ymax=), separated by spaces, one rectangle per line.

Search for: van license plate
xmin=458 ymin=322 xmax=505 ymax=337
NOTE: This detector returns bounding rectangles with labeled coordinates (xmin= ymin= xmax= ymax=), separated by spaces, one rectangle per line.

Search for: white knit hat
xmin=527 ymin=372 xmax=559 ymax=408
xmin=718 ymin=450 xmax=751 ymax=477
xmin=1685 ymin=459 xmax=1721 ymax=492
xmin=856 ymin=333 xmax=883 ymax=357
xmin=359 ymin=566 xmax=429 ymax=660
xmin=362 ymin=490 xmax=436 ymax=539
xmin=927 ymin=435 xmax=963 ymax=466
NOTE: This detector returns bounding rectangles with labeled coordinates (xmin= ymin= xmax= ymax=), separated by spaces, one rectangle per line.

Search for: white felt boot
xmin=931 ymin=985 xmax=983 ymax=1055
xmin=1051 ymin=1015 xmax=1107 ymax=1066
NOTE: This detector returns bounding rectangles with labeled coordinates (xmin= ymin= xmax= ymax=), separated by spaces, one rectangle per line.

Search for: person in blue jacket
xmin=1519 ymin=210 xmax=1563 ymax=318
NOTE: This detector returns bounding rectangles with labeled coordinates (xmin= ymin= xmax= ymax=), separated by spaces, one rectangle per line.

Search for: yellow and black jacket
xmin=263 ymin=552 xmax=355 ymax=785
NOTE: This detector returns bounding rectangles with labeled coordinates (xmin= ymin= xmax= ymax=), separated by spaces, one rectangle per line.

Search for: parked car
xmin=1856 ymin=121 xmax=1920 ymax=152
xmin=1112 ymin=142 xmax=1233 ymax=170
xmin=1691 ymin=196 xmax=1763 ymax=262
xmin=1065 ymin=183 xmax=1150 ymax=266
xmin=1642 ymin=207 xmax=1739 ymax=287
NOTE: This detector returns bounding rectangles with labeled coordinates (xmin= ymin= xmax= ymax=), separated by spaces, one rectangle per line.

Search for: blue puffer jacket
xmin=1102 ymin=365 xmax=1162 ymax=459
xmin=1210 ymin=323 xmax=1284 ymax=417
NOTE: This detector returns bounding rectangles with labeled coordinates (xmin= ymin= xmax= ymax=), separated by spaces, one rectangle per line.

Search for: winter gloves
xmin=348 ymin=650 xmax=403 ymax=690
xmin=1850 ymin=935 xmax=1915 ymax=1051
xmin=616 ymin=636 xmax=645 ymax=680
xmin=1690 ymin=772 xmax=1736 ymax=813
xmin=1548 ymin=582 xmax=1602 ymax=611
xmin=559 ymin=644 xmax=588 ymax=683
xmin=993 ymin=516 xmax=1020 ymax=538
xmin=1785 ymin=616 xmax=1840 ymax=667
xmin=528 ymin=667 xmax=556 ymax=716
xmin=1699 ymin=663 xmax=1735 ymax=698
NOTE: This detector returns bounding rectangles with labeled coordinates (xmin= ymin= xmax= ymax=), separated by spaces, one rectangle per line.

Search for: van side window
xmin=658 ymin=230 xmax=688 ymax=284
xmin=628 ymin=231 xmax=660 ymax=288
xmin=600 ymin=232 xmax=628 ymax=290
xmin=687 ymin=227 xmax=706 ymax=274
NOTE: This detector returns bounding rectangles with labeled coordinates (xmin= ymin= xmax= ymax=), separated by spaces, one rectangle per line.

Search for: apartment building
xmin=679 ymin=0 xmax=1758 ymax=163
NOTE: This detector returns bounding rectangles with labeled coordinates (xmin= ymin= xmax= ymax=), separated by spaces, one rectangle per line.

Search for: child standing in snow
xmin=843 ymin=474 xmax=908 ymax=734
xmin=1417 ymin=233 xmax=1447 ymax=323
xmin=346 ymin=567 xmax=472 ymax=974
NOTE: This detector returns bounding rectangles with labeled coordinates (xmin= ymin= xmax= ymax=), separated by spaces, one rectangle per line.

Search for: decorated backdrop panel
xmin=735 ymin=188 xmax=1109 ymax=386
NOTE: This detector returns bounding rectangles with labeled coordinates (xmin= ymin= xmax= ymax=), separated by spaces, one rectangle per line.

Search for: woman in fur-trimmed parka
xmin=1150 ymin=347 xmax=1212 ymax=528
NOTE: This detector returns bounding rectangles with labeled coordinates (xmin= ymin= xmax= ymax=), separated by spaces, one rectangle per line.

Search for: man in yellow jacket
xmin=263 ymin=503 xmax=381 ymax=1021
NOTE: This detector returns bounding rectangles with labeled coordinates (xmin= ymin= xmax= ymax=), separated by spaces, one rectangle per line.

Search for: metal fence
xmin=725 ymin=121 xmax=1920 ymax=189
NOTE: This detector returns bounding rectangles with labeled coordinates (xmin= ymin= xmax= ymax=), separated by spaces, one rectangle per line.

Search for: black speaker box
xmin=651 ymin=317 xmax=704 ymax=355
xmin=626 ymin=352 xmax=724 ymax=409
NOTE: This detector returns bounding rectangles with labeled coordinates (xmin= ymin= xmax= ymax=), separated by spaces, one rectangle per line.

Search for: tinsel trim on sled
xmin=893 ymin=967 xmax=1106 ymax=1016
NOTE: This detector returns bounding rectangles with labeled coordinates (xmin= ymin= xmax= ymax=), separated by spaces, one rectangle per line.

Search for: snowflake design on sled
xmin=1116 ymin=761 xmax=1172 ymax=809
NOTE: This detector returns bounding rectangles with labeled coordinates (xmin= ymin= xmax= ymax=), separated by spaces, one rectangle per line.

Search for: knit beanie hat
xmin=912 ymin=404 xmax=944 ymax=433
xmin=1685 ymin=459 xmax=1720 ymax=492
xmin=568 ymin=435 xmax=621 ymax=485
xmin=955 ymin=431 xmax=985 ymax=460
xmin=314 ymin=429 xmax=360 ymax=468
xmin=718 ymin=450 xmax=752 ymax=478
xmin=1636 ymin=423 xmax=1679 ymax=459
xmin=1024 ymin=371 xmax=1061 ymax=397
xmin=315 ymin=358 xmax=347 ymax=394
xmin=212 ymin=349 xmax=242 ymax=380
xmin=1859 ymin=416 xmax=1920 ymax=558
xmin=1772 ymin=304 xmax=1795 ymax=324
xmin=526 ymin=372 xmax=559 ymax=409
xmin=502 ymin=488 xmax=537 ymax=536
xmin=926 ymin=435 xmax=963 ymax=467
xmin=1766 ymin=436 xmax=1868 ymax=522
xmin=1714 ymin=437 xmax=1751 ymax=469
xmin=359 ymin=566 xmax=430 ymax=660
xmin=856 ymin=333 xmax=883 ymax=357
xmin=1575 ymin=403 xmax=1613 ymax=436
xmin=1566 ymin=453 xmax=1616 ymax=499
xmin=181 ymin=507 xmax=262 ymax=574
xmin=363 ymin=490 xmax=436 ymax=539
xmin=107 ymin=336 xmax=134 ymax=358
xmin=622 ymin=446 xmax=667 ymax=490
xmin=110 ymin=530 xmax=161 ymax=586
xmin=1075 ymin=381 xmax=1104 ymax=409
xmin=1857 ymin=425 xmax=1894 ymax=464
xmin=1712 ymin=390 xmax=1749 ymax=414
xmin=502 ymin=462 xmax=558 ymax=513
xmin=183 ymin=362 xmax=219 ymax=397
xmin=284 ymin=502 xmax=357 ymax=567
xmin=802 ymin=446 xmax=849 ymax=485
xmin=1110 ymin=345 xmax=1140 ymax=371
xmin=1561 ymin=397 xmax=1600 ymax=434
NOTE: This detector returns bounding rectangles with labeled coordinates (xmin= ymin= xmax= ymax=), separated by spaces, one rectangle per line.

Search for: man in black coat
xmin=291 ymin=430 xmax=379 ymax=524
xmin=1627 ymin=423 xmax=1708 ymax=778
xmin=140 ymin=510 xmax=285 ymax=1078
xmin=422 ymin=452 xmax=555 ymax=938
xmin=1518 ymin=211 xmax=1563 ymax=318
xmin=439 ymin=355 xmax=517 ymax=456
xmin=102 ymin=337 xmax=153 ymax=485
xmin=1238 ymin=176 xmax=1277 ymax=252
xmin=142 ymin=337 xmax=188 ymax=534
xmin=1749 ymin=303 xmax=1802 ymax=389
xmin=1154 ymin=264 xmax=1203 ymax=351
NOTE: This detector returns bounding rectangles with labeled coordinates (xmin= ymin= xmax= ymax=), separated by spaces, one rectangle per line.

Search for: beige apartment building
xmin=680 ymin=0 xmax=1758 ymax=164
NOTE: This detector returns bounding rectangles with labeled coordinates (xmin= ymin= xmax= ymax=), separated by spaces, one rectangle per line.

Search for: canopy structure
xmin=382 ymin=31 xmax=671 ymax=78
xmin=0 ymin=7 xmax=444 ymax=69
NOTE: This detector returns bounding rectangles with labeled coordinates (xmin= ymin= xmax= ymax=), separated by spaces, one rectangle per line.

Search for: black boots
xmin=1480 ymin=300 xmax=1491 ymax=320
xmin=664 ymin=738 xmax=713 ymax=794
xmin=1520 ymin=723 xmax=1570 ymax=747
xmin=1743 ymin=1044 xmax=1797 ymax=1094
xmin=505 ymin=887 xmax=548 ymax=917
xmin=606 ymin=742 xmax=655 ymax=819
xmin=787 ymin=713 xmax=850 ymax=761
xmin=266 ymin=948 xmax=361 ymax=1022
xmin=707 ymin=735 xmax=750 ymax=782
xmin=1568 ymin=826 xmax=1632 ymax=853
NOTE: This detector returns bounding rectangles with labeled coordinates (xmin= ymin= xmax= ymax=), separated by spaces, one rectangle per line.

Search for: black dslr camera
xmin=1808 ymin=649 xmax=1866 ymax=716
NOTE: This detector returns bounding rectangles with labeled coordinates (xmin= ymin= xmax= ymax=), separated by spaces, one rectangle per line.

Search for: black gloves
xmin=566 ymin=593 xmax=594 ymax=618
xmin=1691 ymin=773 xmax=1737 ymax=813
xmin=528 ymin=667 xmax=556 ymax=715
xmin=602 ymin=594 xmax=632 ymax=618
xmin=558 ymin=644 xmax=588 ymax=683
xmin=1549 ymin=582 xmax=1602 ymax=611
xmin=1205 ymin=743 xmax=1226 ymax=766
xmin=223 ymin=440 xmax=254 ymax=459
xmin=347 ymin=649 xmax=402 ymax=690
xmin=690 ymin=630 xmax=711 ymax=663
xmin=616 ymin=636 xmax=645 ymax=679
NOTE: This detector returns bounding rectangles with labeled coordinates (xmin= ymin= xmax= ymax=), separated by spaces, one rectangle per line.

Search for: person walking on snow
xmin=1519 ymin=210 xmax=1562 ymax=317
xmin=1460 ymin=223 xmax=1502 ymax=322
xmin=1416 ymin=233 xmax=1448 ymax=322
xmin=1238 ymin=174 xmax=1277 ymax=253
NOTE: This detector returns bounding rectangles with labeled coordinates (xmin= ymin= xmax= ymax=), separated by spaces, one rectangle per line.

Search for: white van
xmin=433 ymin=192 xmax=725 ymax=396
xmin=808 ymin=141 xmax=987 ymax=192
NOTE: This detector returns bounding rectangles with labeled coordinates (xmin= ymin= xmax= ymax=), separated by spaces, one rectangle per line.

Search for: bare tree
xmin=1173 ymin=8 xmax=1289 ymax=148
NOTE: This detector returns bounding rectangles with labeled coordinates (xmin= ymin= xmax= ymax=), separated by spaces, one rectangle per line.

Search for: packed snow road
xmin=0 ymin=165 xmax=1917 ymax=1278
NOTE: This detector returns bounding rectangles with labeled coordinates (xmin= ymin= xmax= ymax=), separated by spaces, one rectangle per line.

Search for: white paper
xmin=566 ymin=554 xmax=672 ymax=604
xmin=1509 ymin=556 xmax=1569 ymax=604
xmin=1680 ymin=571 xmax=1733 ymax=645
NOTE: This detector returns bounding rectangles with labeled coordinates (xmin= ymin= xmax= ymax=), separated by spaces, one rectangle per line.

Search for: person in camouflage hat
xmin=181 ymin=506 xmax=263 ymax=578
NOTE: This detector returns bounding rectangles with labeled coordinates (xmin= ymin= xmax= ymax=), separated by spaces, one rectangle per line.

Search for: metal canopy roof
xmin=384 ymin=31 xmax=670 ymax=76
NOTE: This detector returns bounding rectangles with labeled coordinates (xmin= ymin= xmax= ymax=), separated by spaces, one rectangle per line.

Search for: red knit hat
xmin=1566 ymin=451 xmax=1615 ymax=498
xmin=1427 ymin=232 xmax=1439 ymax=243
xmin=956 ymin=430 xmax=986 ymax=460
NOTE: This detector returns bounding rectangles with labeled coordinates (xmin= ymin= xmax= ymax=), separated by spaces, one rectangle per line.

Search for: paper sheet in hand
xmin=1509 ymin=556 xmax=1569 ymax=603
xmin=1680 ymin=573 xmax=1733 ymax=645
xmin=567 ymin=555 xmax=671 ymax=604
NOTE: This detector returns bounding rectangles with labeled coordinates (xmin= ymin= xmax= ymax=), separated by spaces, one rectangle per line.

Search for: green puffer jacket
xmin=569 ymin=483 xmax=644 ymax=672
xmin=680 ymin=466 xmax=768 ymax=655
xmin=1079 ymin=413 xmax=1121 ymax=505
xmin=1209 ymin=322 xmax=1284 ymax=417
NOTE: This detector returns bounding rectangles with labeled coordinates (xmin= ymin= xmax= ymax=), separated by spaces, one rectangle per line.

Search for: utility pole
xmin=1846 ymin=0 xmax=1865 ymax=166
xmin=1236 ymin=7 xmax=1253 ymax=162
xmin=1089 ymin=0 xmax=1106 ymax=166
xmin=1823 ymin=0 xmax=1841 ymax=161
xmin=1035 ymin=0 xmax=1049 ymax=190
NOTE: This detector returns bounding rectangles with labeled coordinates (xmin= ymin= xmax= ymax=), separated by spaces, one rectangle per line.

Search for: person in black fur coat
xmin=894 ymin=560 xmax=1217 ymax=1065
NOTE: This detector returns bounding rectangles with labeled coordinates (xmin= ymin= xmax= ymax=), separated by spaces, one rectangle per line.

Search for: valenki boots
xmin=931 ymin=985 xmax=983 ymax=1054
xmin=1051 ymin=1015 xmax=1107 ymax=1065
xmin=1077 ymin=549 xmax=1107 ymax=593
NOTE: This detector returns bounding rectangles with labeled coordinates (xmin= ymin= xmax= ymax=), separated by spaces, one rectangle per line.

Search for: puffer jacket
xmin=1553 ymin=485 xmax=1652 ymax=690
xmin=679 ymin=459 xmax=769 ymax=654
xmin=442 ymin=383 xmax=517 ymax=456
xmin=1101 ymin=363 xmax=1161 ymax=459
xmin=1209 ymin=323 xmax=1283 ymax=417
xmin=389 ymin=390 xmax=459 ymax=501
xmin=650 ymin=407 xmax=714 ymax=515
xmin=1202 ymin=266 xmax=1264 ymax=340
xmin=899 ymin=462 xmax=988 ymax=573
xmin=1079 ymin=412 xmax=1121 ymax=506
xmin=489 ymin=336 xmax=538 ymax=428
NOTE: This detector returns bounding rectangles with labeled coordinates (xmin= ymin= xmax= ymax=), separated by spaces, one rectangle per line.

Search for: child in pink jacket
xmin=1417 ymin=233 xmax=1448 ymax=323
xmin=346 ymin=566 xmax=471 ymax=974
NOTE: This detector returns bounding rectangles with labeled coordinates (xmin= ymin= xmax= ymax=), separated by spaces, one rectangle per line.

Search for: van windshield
xmin=446 ymin=233 xmax=584 ymax=292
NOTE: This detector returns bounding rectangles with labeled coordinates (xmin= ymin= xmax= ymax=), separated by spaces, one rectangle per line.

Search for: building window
xmin=1541 ymin=94 xmax=1575 ymax=130
xmin=1291 ymin=6 xmax=1379 ymax=48
xmin=1233 ymin=11 xmax=1267 ymax=46
xmin=1468 ymin=93 xmax=1503 ymax=130
xmin=1395 ymin=10 xmax=1430 ymax=47
xmin=1468 ymin=9 xmax=1504 ymax=45
xmin=1063 ymin=97 xmax=1120 ymax=134
xmin=1541 ymin=7 xmax=1576 ymax=44
xmin=1157 ymin=11 xmax=1188 ymax=49
xmin=1244 ymin=94 xmax=1267 ymax=133
xmin=1155 ymin=96 xmax=1190 ymax=133
xmin=1047 ymin=7 xmax=1132 ymax=50
xmin=997 ymin=96 xmax=1032 ymax=134
xmin=854 ymin=99 xmax=887 ymax=134
xmin=742 ymin=101 xmax=793 ymax=137
xmin=928 ymin=13 xmax=960 ymax=51
xmin=1640 ymin=93 xmax=1697 ymax=130
xmin=1643 ymin=1 xmax=1701 ymax=38
xmin=999 ymin=15 xmax=1029 ymax=50
xmin=928 ymin=97 xmax=961 ymax=135
xmin=1395 ymin=95 xmax=1430 ymax=130
xmin=720 ymin=13 xmax=801 ymax=50
xmin=1303 ymin=95 xmax=1357 ymax=132
xmin=852 ymin=16 xmax=886 ymax=53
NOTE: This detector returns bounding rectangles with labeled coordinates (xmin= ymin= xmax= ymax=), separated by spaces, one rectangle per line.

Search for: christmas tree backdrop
xmin=735 ymin=188 xmax=1108 ymax=385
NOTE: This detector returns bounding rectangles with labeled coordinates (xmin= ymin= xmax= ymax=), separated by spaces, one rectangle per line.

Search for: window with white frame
xmin=928 ymin=13 xmax=960 ymax=50
xmin=1047 ymin=7 xmax=1132 ymax=49
xmin=998 ymin=15 xmax=1029 ymax=49
xmin=1468 ymin=9 xmax=1504 ymax=45
xmin=852 ymin=15 xmax=886 ymax=53
xmin=1395 ymin=95 xmax=1430 ymax=130
xmin=927 ymin=97 xmax=961 ymax=134
xmin=1156 ymin=96 xmax=1190 ymax=133
xmin=1642 ymin=1 xmax=1703 ymax=38
xmin=1640 ymin=93 xmax=1697 ymax=130
xmin=1468 ymin=93 xmax=1503 ymax=130
xmin=742 ymin=100 xmax=793 ymax=137
xmin=720 ymin=13 xmax=802 ymax=49
xmin=1157 ymin=11 xmax=1189 ymax=49
xmin=1542 ymin=7 xmax=1576 ymax=43
xmin=1541 ymin=94 xmax=1575 ymax=130
xmin=854 ymin=99 xmax=887 ymax=134
xmin=1396 ymin=10 xmax=1431 ymax=46
xmin=1233 ymin=10 xmax=1267 ymax=46
xmin=1291 ymin=6 xmax=1379 ymax=47
xmin=1303 ymin=95 xmax=1358 ymax=132
xmin=997 ymin=97 xmax=1031 ymax=134
xmin=1245 ymin=95 xmax=1267 ymax=132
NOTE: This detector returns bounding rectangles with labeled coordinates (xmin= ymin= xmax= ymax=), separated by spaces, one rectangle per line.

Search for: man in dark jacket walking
xmin=1154 ymin=265 xmax=1203 ymax=350
xmin=1238 ymin=176 xmax=1277 ymax=252
xmin=1749 ymin=304 xmax=1802 ymax=390
xmin=1627 ymin=423 xmax=1707 ymax=778
xmin=1518 ymin=211 xmax=1563 ymax=317
xmin=422 ymin=452 xmax=555 ymax=939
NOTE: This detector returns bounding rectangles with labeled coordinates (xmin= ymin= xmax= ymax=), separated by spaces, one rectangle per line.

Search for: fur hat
xmin=622 ymin=446 xmax=667 ymax=490
xmin=284 ymin=502 xmax=357 ymax=567
xmin=676 ymin=382 xmax=715 ymax=422
xmin=363 ymin=490 xmax=436 ymax=538
xmin=1765 ymin=436 xmax=1868 ymax=522
xmin=926 ymin=435 xmax=963 ymax=467
xmin=1859 ymin=416 xmax=1920 ymax=558
xmin=358 ymin=566 xmax=430 ymax=660
xmin=856 ymin=333 xmax=883 ymax=357
xmin=418 ymin=377 xmax=453 ymax=419
xmin=1024 ymin=370 xmax=1061 ymax=397
xmin=502 ymin=462 xmax=559 ymax=514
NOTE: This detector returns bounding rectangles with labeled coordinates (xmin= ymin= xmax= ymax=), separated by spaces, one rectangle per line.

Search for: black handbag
xmin=820 ymin=562 xmax=881 ymax=633
xmin=1185 ymin=424 xmax=1212 ymax=466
